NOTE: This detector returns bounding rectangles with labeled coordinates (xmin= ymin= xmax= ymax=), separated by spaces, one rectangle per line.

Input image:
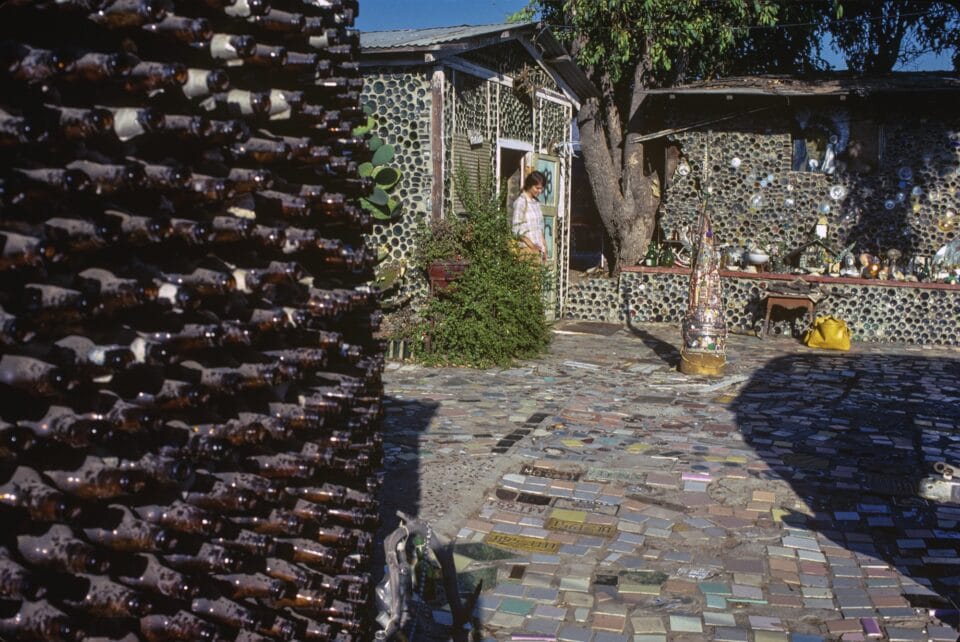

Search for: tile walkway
xmin=378 ymin=321 xmax=960 ymax=641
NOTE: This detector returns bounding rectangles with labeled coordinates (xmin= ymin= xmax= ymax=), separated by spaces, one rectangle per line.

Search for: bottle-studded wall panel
xmin=0 ymin=0 xmax=380 ymax=640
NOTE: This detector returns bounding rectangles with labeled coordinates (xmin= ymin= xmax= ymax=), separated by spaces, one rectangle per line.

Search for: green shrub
xmin=418 ymin=169 xmax=550 ymax=367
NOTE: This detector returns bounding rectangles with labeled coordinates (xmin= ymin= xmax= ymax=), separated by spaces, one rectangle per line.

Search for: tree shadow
xmin=624 ymin=315 xmax=682 ymax=369
xmin=374 ymin=395 xmax=440 ymax=575
xmin=729 ymin=352 xmax=960 ymax=616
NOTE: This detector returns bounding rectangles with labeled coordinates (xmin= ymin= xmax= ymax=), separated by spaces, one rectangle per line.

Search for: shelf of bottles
xmin=0 ymin=0 xmax=382 ymax=640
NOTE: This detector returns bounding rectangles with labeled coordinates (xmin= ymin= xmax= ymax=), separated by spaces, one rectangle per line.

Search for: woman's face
xmin=527 ymin=183 xmax=544 ymax=198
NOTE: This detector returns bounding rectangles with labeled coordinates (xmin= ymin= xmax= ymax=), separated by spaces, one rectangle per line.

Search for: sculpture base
xmin=679 ymin=350 xmax=726 ymax=376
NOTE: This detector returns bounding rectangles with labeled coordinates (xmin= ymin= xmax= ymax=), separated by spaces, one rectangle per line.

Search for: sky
xmin=355 ymin=0 xmax=528 ymax=31
xmin=355 ymin=0 xmax=953 ymax=71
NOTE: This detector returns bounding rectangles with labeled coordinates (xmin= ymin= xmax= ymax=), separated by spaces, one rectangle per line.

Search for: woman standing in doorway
xmin=512 ymin=170 xmax=547 ymax=263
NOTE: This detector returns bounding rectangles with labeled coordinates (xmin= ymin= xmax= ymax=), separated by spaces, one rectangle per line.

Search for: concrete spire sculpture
xmin=680 ymin=139 xmax=727 ymax=376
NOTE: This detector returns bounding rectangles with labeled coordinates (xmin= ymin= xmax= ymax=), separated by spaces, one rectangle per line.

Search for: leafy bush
xmin=417 ymin=169 xmax=551 ymax=367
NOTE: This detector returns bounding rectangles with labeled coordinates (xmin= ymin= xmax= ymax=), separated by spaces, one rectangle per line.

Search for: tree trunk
xmin=576 ymin=83 xmax=659 ymax=270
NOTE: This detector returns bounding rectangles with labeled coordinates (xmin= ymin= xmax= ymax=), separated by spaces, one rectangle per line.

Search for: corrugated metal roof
xmin=359 ymin=21 xmax=600 ymax=101
xmin=360 ymin=22 xmax=528 ymax=50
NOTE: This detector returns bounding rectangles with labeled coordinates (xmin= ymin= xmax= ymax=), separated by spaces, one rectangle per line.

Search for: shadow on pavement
xmin=374 ymin=395 xmax=440 ymax=574
xmin=729 ymin=352 xmax=960 ymax=613
xmin=625 ymin=317 xmax=682 ymax=369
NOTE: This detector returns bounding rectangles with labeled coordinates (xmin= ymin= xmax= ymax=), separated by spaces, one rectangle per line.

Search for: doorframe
xmin=495 ymin=138 xmax=534 ymax=196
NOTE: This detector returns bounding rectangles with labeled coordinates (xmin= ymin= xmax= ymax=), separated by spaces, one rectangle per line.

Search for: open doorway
xmin=498 ymin=147 xmax=526 ymax=207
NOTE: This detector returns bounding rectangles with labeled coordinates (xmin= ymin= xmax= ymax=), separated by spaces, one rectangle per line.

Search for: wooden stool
xmin=760 ymin=294 xmax=817 ymax=338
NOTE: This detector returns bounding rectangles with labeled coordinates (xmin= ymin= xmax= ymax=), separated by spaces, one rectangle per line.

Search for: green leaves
xmin=371 ymin=143 xmax=395 ymax=166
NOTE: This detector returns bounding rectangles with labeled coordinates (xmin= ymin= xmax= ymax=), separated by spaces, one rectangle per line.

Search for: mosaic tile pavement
xmin=378 ymin=322 xmax=960 ymax=641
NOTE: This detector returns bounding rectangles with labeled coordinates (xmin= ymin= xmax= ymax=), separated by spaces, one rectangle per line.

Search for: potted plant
xmin=414 ymin=214 xmax=472 ymax=293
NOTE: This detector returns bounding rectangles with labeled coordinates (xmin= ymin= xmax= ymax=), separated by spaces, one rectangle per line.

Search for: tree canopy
xmin=510 ymin=0 xmax=960 ymax=269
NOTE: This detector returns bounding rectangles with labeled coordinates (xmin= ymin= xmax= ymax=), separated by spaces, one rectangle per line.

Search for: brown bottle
xmin=267 ymin=402 xmax=335 ymax=430
xmin=54 ymin=334 xmax=135 ymax=373
xmin=18 ymin=524 xmax=109 ymax=574
xmin=18 ymin=405 xmax=112 ymax=447
xmin=228 ymin=136 xmax=290 ymax=164
xmin=264 ymin=347 xmax=328 ymax=370
xmin=63 ymin=51 xmax=136 ymax=83
xmin=280 ymin=538 xmax=340 ymax=570
xmin=0 ymin=599 xmax=82 ymax=641
xmin=102 ymin=208 xmax=170 ymax=244
xmin=1 ymin=230 xmax=55 ymax=271
xmin=134 ymin=500 xmax=227 ymax=535
xmin=0 ymin=354 xmax=72 ymax=395
xmin=153 ymin=114 xmax=212 ymax=141
xmin=180 ymin=67 xmax=230 ymax=99
xmin=131 ymin=378 xmax=207 ymax=409
xmin=228 ymin=167 xmax=273 ymax=193
xmin=163 ymin=267 xmax=235 ymax=296
xmin=211 ymin=470 xmax=281 ymax=500
xmin=250 ymin=8 xmax=304 ymax=32
xmin=286 ymin=482 xmax=376 ymax=509
xmin=45 ymin=455 xmax=148 ymax=499
xmin=117 ymin=554 xmax=198 ymax=600
xmin=44 ymin=217 xmax=110 ymax=253
xmin=233 ymin=508 xmax=308 ymax=537
xmin=244 ymin=453 xmax=314 ymax=480
xmin=142 ymin=14 xmax=213 ymax=46
xmin=190 ymin=596 xmax=261 ymax=630
xmin=223 ymin=0 xmax=270 ymax=17
xmin=1 ymin=42 xmax=70 ymax=82
xmin=213 ymin=529 xmax=282 ymax=558
xmin=140 ymin=610 xmax=220 ymax=642
xmin=76 ymin=267 xmax=148 ymax=313
xmin=0 ymin=305 xmax=19 ymax=345
xmin=0 ymin=466 xmax=80 ymax=522
xmin=183 ymin=481 xmax=261 ymax=513
xmin=282 ymin=50 xmax=321 ymax=75
xmin=41 ymin=104 xmax=114 ymax=140
xmin=214 ymin=572 xmax=290 ymax=600
xmin=12 ymin=167 xmax=91 ymax=194
xmin=254 ymin=189 xmax=314 ymax=219
xmin=208 ymin=33 xmax=257 ymax=62
xmin=65 ymin=160 xmax=145 ymax=194
xmin=121 ymin=451 xmax=194 ymax=487
xmin=121 ymin=61 xmax=188 ymax=93
xmin=234 ymin=261 xmax=303 ymax=293
xmin=89 ymin=0 xmax=167 ymax=28
xmin=162 ymin=542 xmax=249 ymax=574
xmin=0 ymin=549 xmax=41 ymax=599
xmin=56 ymin=573 xmax=154 ymax=618
xmin=242 ymin=43 xmax=287 ymax=68
xmin=186 ymin=173 xmax=235 ymax=202
xmin=0 ymin=107 xmax=43 ymax=146
xmin=104 ymin=105 xmax=164 ymax=141
xmin=83 ymin=504 xmax=175 ymax=552
xmin=206 ymin=216 xmax=259 ymax=243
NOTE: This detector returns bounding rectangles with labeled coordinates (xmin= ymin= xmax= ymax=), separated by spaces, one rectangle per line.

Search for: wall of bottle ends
xmin=659 ymin=108 xmax=960 ymax=264
xmin=563 ymin=271 xmax=960 ymax=346
xmin=0 ymin=1 xmax=382 ymax=641
xmin=365 ymin=59 xmax=571 ymax=308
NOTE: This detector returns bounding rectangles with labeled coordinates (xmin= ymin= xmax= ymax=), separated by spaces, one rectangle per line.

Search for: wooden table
xmin=760 ymin=293 xmax=817 ymax=338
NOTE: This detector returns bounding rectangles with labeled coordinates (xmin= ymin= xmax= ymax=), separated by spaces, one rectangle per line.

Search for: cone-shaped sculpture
xmin=680 ymin=202 xmax=727 ymax=375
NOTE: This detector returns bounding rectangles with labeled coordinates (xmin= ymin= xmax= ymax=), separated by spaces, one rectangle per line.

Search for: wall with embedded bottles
xmin=563 ymin=269 xmax=960 ymax=345
xmin=360 ymin=40 xmax=574 ymax=314
xmin=658 ymin=101 xmax=960 ymax=261
xmin=0 ymin=0 xmax=381 ymax=640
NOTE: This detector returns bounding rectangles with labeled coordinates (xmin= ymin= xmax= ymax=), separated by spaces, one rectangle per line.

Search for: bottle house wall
xmin=0 ymin=1 xmax=381 ymax=640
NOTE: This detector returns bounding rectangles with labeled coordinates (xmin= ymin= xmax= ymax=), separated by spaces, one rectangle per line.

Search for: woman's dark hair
xmin=523 ymin=171 xmax=546 ymax=191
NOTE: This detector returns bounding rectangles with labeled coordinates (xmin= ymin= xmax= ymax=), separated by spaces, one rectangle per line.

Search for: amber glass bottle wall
xmin=0 ymin=0 xmax=380 ymax=640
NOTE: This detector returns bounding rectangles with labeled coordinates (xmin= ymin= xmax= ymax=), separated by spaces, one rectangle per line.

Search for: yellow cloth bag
xmin=803 ymin=316 xmax=851 ymax=351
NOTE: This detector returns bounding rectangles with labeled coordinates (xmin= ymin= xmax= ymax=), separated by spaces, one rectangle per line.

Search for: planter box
xmin=427 ymin=260 xmax=469 ymax=293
